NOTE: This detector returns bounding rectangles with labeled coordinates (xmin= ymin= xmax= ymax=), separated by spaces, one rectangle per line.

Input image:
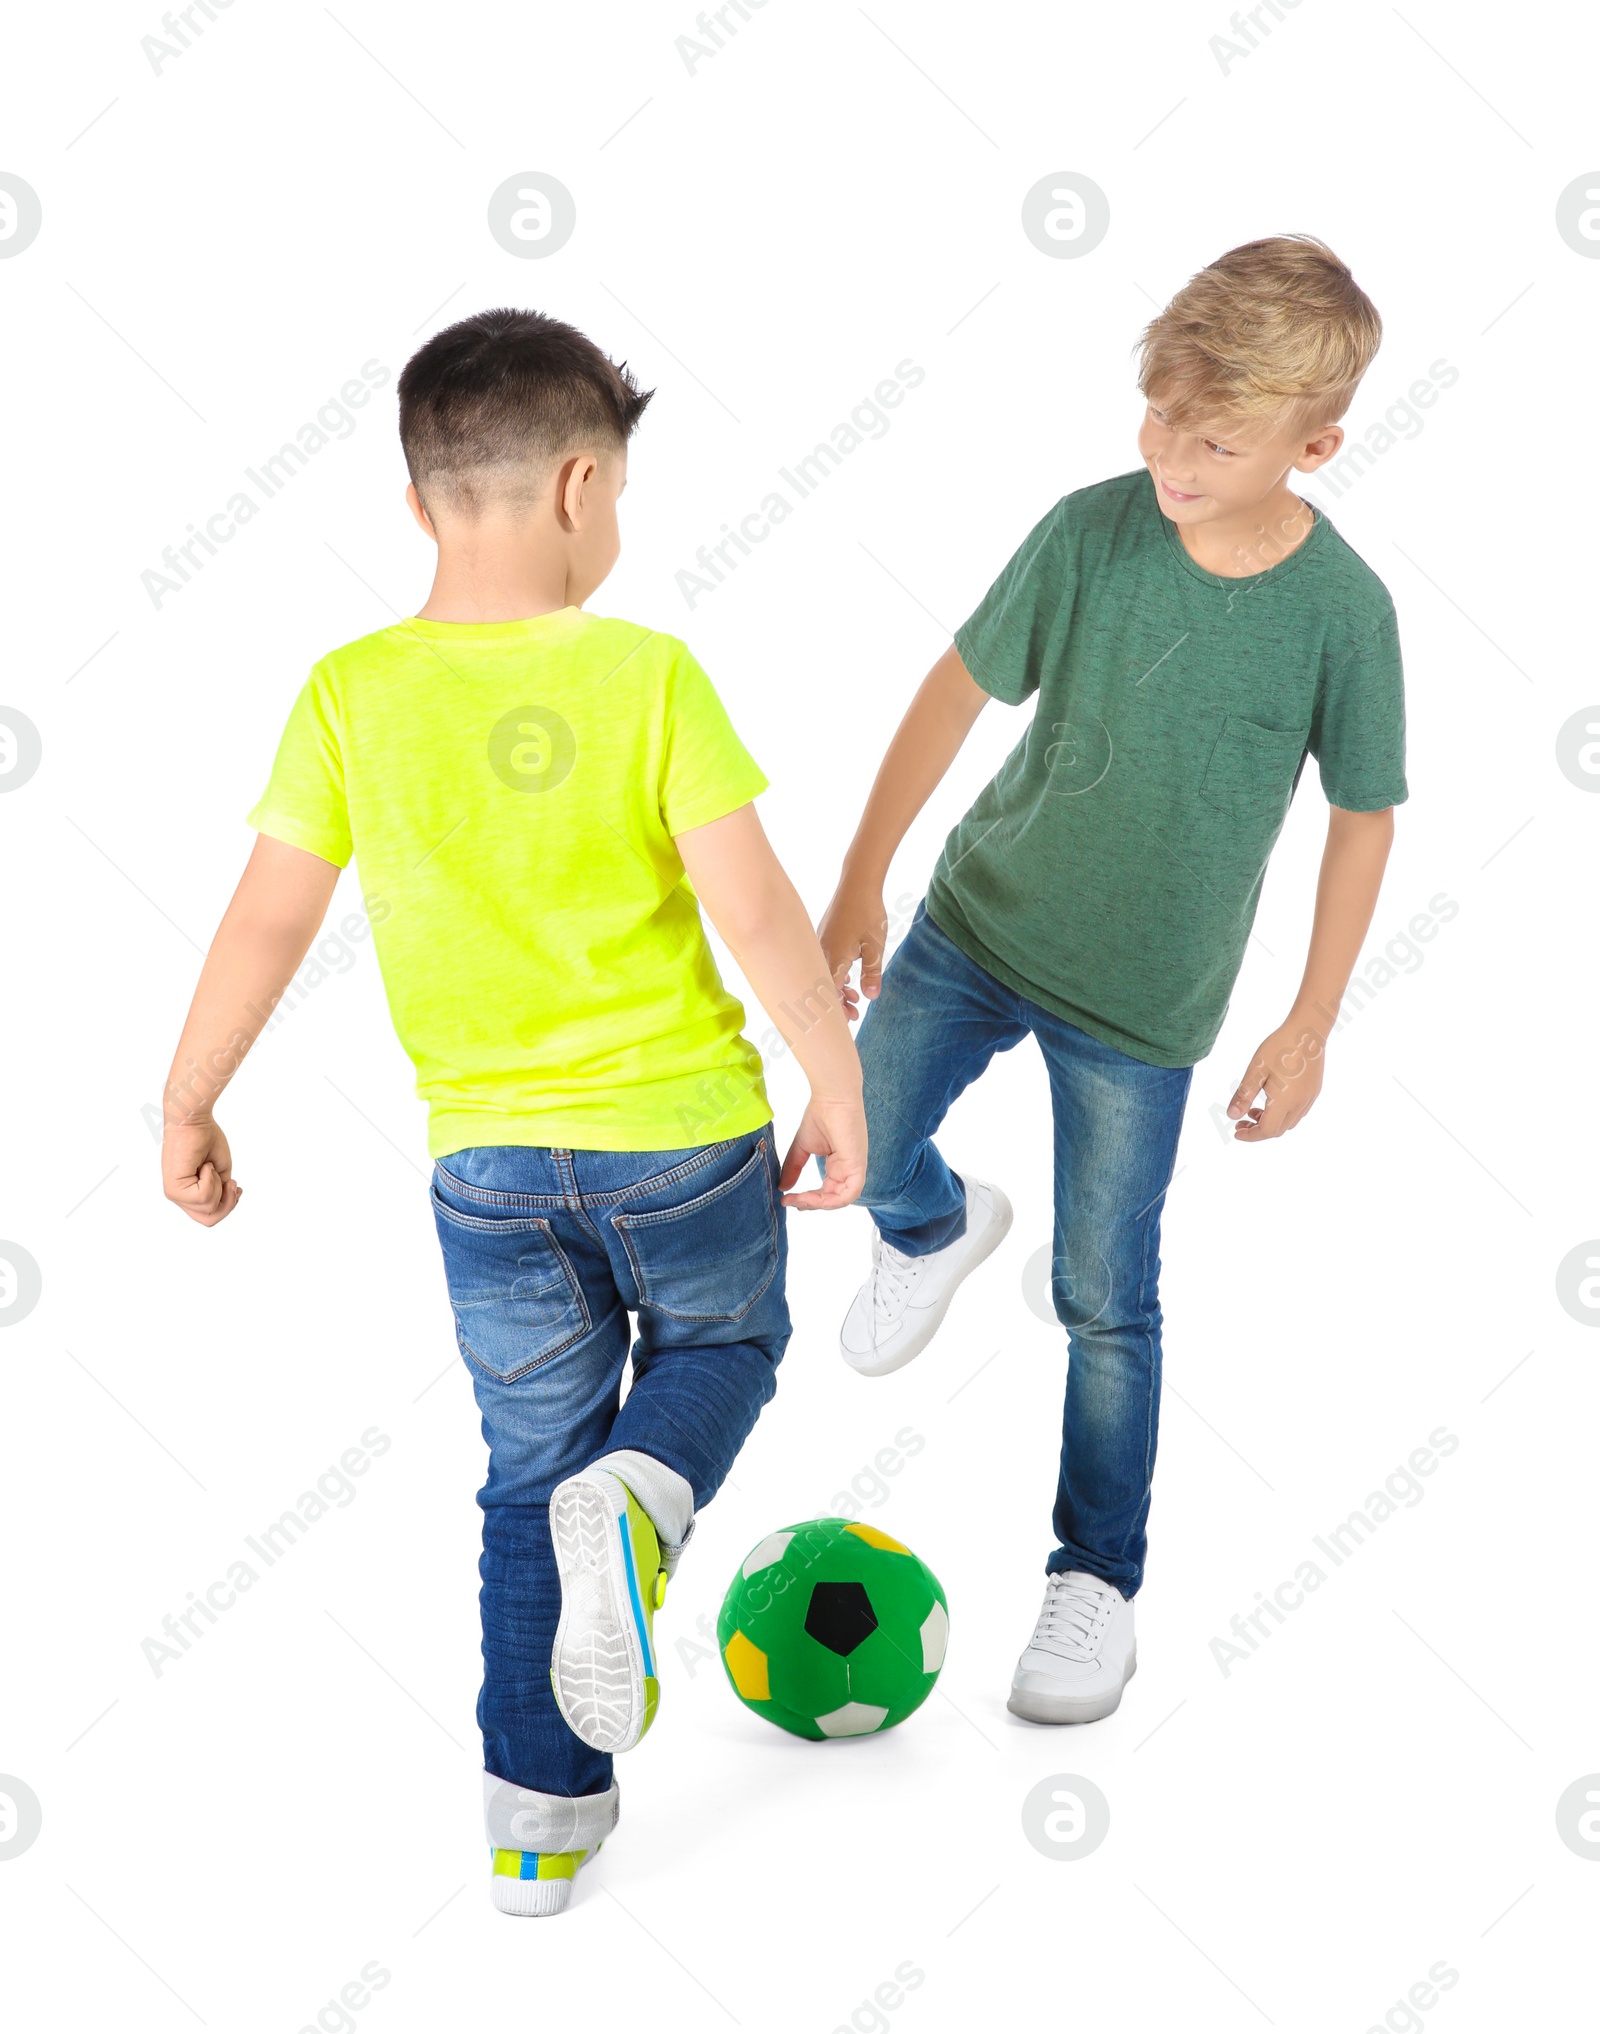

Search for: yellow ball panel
xmin=723 ymin=1627 xmax=771 ymax=1700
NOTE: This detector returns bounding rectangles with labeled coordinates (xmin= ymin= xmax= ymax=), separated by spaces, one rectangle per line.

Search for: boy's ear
xmin=1294 ymin=424 xmax=1345 ymax=474
xmin=557 ymin=453 xmax=599 ymax=529
xmin=405 ymin=482 xmax=437 ymax=538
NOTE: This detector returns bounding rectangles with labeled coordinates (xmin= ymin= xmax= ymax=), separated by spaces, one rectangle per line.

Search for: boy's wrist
xmin=808 ymin=1078 xmax=865 ymax=1107
xmin=163 ymin=1085 xmax=217 ymax=1131
xmin=838 ymin=844 xmax=890 ymax=892
xmin=1285 ymin=994 xmax=1341 ymax=1045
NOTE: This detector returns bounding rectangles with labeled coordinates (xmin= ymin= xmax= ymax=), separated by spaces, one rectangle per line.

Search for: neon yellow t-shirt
xmin=248 ymin=608 xmax=772 ymax=1158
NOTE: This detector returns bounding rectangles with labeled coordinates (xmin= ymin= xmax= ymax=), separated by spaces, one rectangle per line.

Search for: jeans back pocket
xmin=612 ymin=1137 xmax=779 ymax=1323
xmin=431 ymin=1182 xmax=590 ymax=1382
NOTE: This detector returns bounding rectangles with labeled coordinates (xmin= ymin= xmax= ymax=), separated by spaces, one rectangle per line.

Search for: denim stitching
xmin=457 ymin=1288 xmax=592 ymax=1384
xmin=592 ymin=1136 xmax=743 ymax=1208
xmin=432 ymin=1192 xmax=594 ymax=1381
xmin=1109 ymin=1123 xmax=1186 ymax=1570
xmin=430 ymin=1189 xmax=555 ymax=1235
xmin=433 ymin=1163 xmax=568 ymax=1209
xmin=611 ymin=1137 xmax=771 ymax=1231
xmin=612 ymin=1138 xmax=777 ymax=1323
xmin=431 ymin=1136 xmax=744 ymax=1213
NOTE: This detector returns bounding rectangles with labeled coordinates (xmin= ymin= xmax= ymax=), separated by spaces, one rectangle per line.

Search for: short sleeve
xmin=1309 ymin=607 xmax=1409 ymax=812
xmin=659 ymin=643 xmax=768 ymax=837
xmin=246 ymin=664 xmax=353 ymax=866
xmin=952 ymin=499 xmax=1072 ymax=706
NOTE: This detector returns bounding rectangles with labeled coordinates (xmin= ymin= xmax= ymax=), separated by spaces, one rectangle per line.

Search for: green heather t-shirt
xmin=927 ymin=471 xmax=1407 ymax=1068
xmin=248 ymin=609 xmax=773 ymax=1157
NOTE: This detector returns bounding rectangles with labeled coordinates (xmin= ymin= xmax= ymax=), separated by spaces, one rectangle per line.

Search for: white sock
xmin=588 ymin=1449 xmax=695 ymax=1577
xmin=483 ymin=1773 xmax=619 ymax=1853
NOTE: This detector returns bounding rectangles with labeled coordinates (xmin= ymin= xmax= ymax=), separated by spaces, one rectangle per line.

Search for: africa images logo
xmin=488 ymin=707 xmax=578 ymax=793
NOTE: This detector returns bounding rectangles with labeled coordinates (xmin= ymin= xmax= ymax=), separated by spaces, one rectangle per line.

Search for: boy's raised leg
xmin=550 ymin=1129 xmax=793 ymax=1750
xmin=842 ymin=904 xmax=1023 ymax=1375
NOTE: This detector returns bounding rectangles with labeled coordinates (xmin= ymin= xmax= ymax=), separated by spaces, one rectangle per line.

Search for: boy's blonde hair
xmin=1136 ymin=235 xmax=1381 ymax=442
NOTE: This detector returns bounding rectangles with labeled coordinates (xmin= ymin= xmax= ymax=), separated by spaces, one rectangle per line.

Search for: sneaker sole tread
xmin=550 ymin=1480 xmax=648 ymax=1753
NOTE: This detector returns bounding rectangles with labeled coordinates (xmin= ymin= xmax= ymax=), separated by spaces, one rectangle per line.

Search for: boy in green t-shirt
xmin=159 ymin=309 xmax=866 ymax=1915
xmin=819 ymin=236 xmax=1407 ymax=1725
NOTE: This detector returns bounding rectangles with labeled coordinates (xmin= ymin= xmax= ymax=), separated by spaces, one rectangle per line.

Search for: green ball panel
xmin=745 ymin=1698 xmax=826 ymax=1742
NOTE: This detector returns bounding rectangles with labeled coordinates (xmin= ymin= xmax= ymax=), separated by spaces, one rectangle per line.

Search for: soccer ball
xmin=717 ymin=1517 xmax=948 ymax=1740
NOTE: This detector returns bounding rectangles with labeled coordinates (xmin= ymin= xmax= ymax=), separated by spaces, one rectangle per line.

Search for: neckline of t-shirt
xmin=1150 ymin=476 xmax=1328 ymax=592
xmin=394 ymin=606 xmax=589 ymax=642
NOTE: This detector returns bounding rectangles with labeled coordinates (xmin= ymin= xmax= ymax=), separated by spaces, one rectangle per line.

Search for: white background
xmin=3 ymin=1 xmax=1597 ymax=2028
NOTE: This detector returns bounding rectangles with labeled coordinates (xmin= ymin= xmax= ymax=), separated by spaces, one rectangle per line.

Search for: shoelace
xmin=867 ymin=1233 xmax=921 ymax=1326
xmin=1030 ymin=1575 xmax=1113 ymax=1660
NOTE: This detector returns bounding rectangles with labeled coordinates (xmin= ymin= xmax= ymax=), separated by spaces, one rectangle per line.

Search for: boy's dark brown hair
xmin=398 ymin=307 xmax=653 ymax=516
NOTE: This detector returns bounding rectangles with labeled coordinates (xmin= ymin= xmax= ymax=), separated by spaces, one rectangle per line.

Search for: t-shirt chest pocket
xmin=1199 ymin=715 xmax=1309 ymax=820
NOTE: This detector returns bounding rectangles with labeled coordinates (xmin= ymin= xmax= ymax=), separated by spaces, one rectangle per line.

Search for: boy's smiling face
xmin=1137 ymin=397 xmax=1343 ymax=531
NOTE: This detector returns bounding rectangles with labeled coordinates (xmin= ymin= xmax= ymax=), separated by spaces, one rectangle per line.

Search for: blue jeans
xmin=858 ymin=905 xmax=1191 ymax=1597
xmin=431 ymin=1128 xmax=791 ymax=1804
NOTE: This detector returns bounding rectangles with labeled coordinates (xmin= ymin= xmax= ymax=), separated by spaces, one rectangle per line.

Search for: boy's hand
xmin=817 ymin=882 xmax=888 ymax=1022
xmin=779 ymin=1095 xmax=868 ymax=1210
xmin=158 ymin=835 xmax=340 ymax=1228
xmin=163 ymin=1117 xmax=244 ymax=1225
xmin=1227 ymin=1022 xmax=1327 ymax=1141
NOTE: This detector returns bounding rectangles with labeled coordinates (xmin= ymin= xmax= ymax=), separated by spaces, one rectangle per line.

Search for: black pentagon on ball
xmin=804 ymin=1580 xmax=879 ymax=1656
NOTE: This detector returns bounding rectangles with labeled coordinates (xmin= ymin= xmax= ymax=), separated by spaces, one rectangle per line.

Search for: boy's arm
xmin=675 ymin=804 xmax=866 ymax=1211
xmin=817 ymin=644 xmax=990 ymax=1012
xmin=161 ymin=834 xmax=340 ymax=1224
xmin=1227 ymin=805 xmax=1395 ymax=1141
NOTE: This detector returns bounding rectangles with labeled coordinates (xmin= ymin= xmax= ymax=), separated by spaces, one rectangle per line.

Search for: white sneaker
xmin=1007 ymin=1570 xmax=1136 ymax=1725
xmin=488 ymin=1841 xmax=599 ymax=1917
xmin=840 ymin=1177 xmax=1014 ymax=1377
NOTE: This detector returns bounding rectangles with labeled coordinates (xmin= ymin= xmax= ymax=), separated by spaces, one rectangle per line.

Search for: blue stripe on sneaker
xmin=616 ymin=1508 xmax=655 ymax=1677
xmin=519 ymin=1852 xmax=540 ymax=1880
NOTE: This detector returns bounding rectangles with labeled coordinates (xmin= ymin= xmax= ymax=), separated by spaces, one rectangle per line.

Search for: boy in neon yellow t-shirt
xmin=159 ymin=309 xmax=866 ymax=1917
